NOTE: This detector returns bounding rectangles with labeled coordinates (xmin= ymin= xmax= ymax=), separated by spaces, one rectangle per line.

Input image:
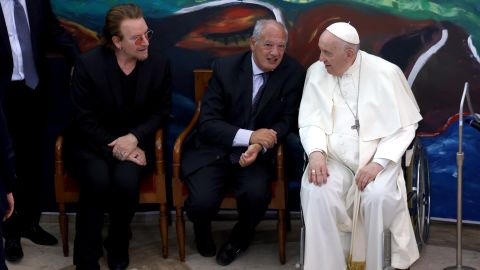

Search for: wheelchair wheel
xmin=406 ymin=138 xmax=431 ymax=251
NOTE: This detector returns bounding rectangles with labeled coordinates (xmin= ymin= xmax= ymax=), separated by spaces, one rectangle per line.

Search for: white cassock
xmin=299 ymin=50 xmax=422 ymax=270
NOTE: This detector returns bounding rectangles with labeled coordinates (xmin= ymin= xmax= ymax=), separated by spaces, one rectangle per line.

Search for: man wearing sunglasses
xmin=64 ymin=3 xmax=171 ymax=270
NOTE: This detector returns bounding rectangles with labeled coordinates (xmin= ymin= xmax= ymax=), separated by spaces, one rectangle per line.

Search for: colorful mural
xmin=50 ymin=0 xmax=480 ymax=221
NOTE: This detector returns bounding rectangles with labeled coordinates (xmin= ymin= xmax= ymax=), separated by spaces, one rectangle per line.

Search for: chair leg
xmin=175 ymin=207 xmax=186 ymax=261
xmin=278 ymin=209 xmax=286 ymax=264
xmin=58 ymin=203 xmax=69 ymax=257
xmin=159 ymin=203 xmax=169 ymax=258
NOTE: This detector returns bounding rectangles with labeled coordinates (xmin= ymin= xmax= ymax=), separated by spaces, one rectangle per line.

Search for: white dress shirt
xmin=232 ymin=57 xmax=267 ymax=147
xmin=1 ymin=0 xmax=30 ymax=81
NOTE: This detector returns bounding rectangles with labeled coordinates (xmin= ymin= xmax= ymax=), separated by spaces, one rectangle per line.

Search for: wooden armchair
xmin=172 ymin=69 xmax=287 ymax=264
xmin=54 ymin=129 xmax=169 ymax=258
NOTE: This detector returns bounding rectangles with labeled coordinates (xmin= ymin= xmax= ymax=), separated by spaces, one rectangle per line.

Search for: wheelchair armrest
xmin=403 ymin=137 xmax=420 ymax=168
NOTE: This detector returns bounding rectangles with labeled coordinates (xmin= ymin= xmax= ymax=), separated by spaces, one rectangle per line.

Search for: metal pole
xmin=444 ymin=82 xmax=476 ymax=270
xmin=383 ymin=230 xmax=394 ymax=270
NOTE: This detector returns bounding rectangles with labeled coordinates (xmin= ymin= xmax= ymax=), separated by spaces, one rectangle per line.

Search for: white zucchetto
xmin=326 ymin=22 xmax=360 ymax=45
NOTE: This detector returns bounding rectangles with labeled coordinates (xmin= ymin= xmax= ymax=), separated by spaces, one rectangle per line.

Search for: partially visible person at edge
xmin=0 ymin=102 xmax=16 ymax=270
xmin=64 ymin=3 xmax=171 ymax=270
xmin=0 ymin=0 xmax=80 ymax=262
xmin=299 ymin=22 xmax=422 ymax=270
xmin=181 ymin=19 xmax=306 ymax=266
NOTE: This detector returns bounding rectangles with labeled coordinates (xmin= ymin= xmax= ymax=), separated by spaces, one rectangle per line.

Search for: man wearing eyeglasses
xmin=181 ymin=19 xmax=305 ymax=266
xmin=64 ymin=3 xmax=171 ymax=270
xmin=0 ymin=0 xmax=79 ymax=263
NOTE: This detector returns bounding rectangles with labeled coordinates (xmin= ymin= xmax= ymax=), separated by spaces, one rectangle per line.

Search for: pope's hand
xmin=355 ymin=162 xmax=384 ymax=191
xmin=307 ymin=151 xmax=329 ymax=186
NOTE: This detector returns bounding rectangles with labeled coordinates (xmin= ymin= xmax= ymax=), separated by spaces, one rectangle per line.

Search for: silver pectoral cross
xmin=351 ymin=119 xmax=360 ymax=133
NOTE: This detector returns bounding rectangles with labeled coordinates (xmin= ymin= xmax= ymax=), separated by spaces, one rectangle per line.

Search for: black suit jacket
xmin=0 ymin=0 xmax=79 ymax=94
xmin=0 ymin=102 xmax=15 ymax=215
xmin=65 ymin=46 xmax=172 ymax=162
xmin=182 ymin=51 xmax=306 ymax=176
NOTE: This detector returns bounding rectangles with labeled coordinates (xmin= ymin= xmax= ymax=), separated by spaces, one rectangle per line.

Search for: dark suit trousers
xmin=2 ymin=81 xmax=46 ymax=239
xmin=0 ymin=186 xmax=6 ymax=270
xmin=0 ymin=215 xmax=7 ymax=270
xmin=185 ymin=156 xmax=273 ymax=247
xmin=69 ymin=157 xmax=141 ymax=268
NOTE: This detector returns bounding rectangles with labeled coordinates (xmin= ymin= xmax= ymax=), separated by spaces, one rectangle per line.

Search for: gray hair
xmin=251 ymin=19 xmax=288 ymax=44
xmin=341 ymin=40 xmax=360 ymax=53
xmin=345 ymin=42 xmax=360 ymax=53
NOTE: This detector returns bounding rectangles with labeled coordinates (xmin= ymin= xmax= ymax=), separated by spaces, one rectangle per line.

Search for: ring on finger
xmin=311 ymin=169 xmax=316 ymax=174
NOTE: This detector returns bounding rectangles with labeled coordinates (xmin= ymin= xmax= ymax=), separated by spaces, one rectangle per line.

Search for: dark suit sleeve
xmin=269 ymin=66 xmax=306 ymax=142
xmin=197 ymin=61 xmax=241 ymax=147
xmin=0 ymin=104 xmax=15 ymax=193
xmin=70 ymin=58 xmax=116 ymax=147
xmin=130 ymin=58 xmax=172 ymax=146
xmin=43 ymin=0 xmax=80 ymax=64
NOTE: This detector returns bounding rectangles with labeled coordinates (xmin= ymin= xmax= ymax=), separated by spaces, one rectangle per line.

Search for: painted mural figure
xmin=181 ymin=19 xmax=305 ymax=266
xmin=63 ymin=4 xmax=171 ymax=270
xmin=299 ymin=22 xmax=422 ymax=270
xmin=0 ymin=0 xmax=79 ymax=263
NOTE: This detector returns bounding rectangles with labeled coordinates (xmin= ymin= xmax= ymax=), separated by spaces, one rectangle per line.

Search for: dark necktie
xmin=13 ymin=0 xmax=38 ymax=89
xmin=229 ymin=72 xmax=269 ymax=164
xmin=251 ymin=72 xmax=269 ymax=113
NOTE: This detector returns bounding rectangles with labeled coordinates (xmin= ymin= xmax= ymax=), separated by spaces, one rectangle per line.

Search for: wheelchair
xmin=296 ymin=137 xmax=431 ymax=269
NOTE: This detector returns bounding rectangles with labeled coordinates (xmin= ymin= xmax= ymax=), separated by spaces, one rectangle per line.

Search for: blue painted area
xmin=421 ymin=117 xmax=480 ymax=221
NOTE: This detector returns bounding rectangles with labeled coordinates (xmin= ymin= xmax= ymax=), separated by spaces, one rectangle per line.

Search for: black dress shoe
xmin=216 ymin=241 xmax=244 ymax=266
xmin=193 ymin=222 xmax=216 ymax=257
xmin=104 ymin=241 xmax=129 ymax=270
xmin=196 ymin=236 xmax=216 ymax=257
xmin=74 ymin=263 xmax=100 ymax=270
xmin=106 ymin=253 xmax=129 ymax=270
xmin=107 ymin=260 xmax=129 ymax=270
xmin=21 ymin=225 xmax=58 ymax=245
xmin=5 ymin=238 xmax=23 ymax=262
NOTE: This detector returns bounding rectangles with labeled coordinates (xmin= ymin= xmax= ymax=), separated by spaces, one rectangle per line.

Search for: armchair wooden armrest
xmin=172 ymin=102 xmax=201 ymax=206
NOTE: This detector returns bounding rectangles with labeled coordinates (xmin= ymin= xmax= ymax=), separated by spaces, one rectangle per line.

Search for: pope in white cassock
xmin=298 ymin=22 xmax=423 ymax=270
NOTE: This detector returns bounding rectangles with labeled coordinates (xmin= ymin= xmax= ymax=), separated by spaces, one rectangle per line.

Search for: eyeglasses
xmin=129 ymin=29 xmax=154 ymax=45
